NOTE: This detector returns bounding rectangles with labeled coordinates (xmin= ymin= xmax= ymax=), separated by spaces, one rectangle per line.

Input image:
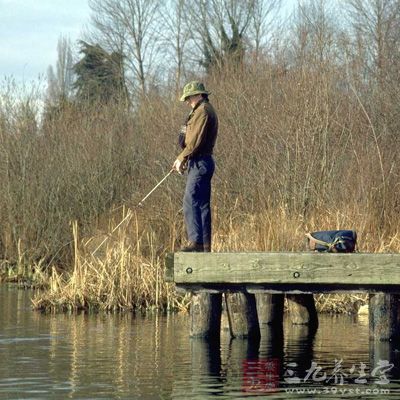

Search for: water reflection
xmin=284 ymin=323 xmax=317 ymax=380
xmin=241 ymin=325 xmax=284 ymax=395
xmin=1 ymin=286 xmax=400 ymax=399
xmin=183 ymin=323 xmax=317 ymax=397
xmin=0 ymin=287 xmax=181 ymax=399
xmin=186 ymin=316 xmax=400 ymax=398
xmin=370 ymin=340 xmax=400 ymax=381
xmin=189 ymin=339 xmax=224 ymax=397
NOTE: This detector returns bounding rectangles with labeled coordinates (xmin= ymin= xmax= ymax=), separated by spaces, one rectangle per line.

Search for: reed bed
xmin=31 ymin=217 xmax=188 ymax=312
xmin=31 ymin=203 xmax=391 ymax=312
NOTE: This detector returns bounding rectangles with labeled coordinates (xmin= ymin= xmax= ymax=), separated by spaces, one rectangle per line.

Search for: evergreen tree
xmin=73 ymin=41 xmax=127 ymax=103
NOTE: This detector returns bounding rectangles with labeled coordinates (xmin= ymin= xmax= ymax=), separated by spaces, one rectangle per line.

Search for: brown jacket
xmin=177 ymin=100 xmax=218 ymax=162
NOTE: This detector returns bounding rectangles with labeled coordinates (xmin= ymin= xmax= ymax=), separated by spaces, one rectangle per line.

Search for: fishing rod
xmin=138 ymin=169 xmax=174 ymax=207
xmin=90 ymin=168 xmax=175 ymax=257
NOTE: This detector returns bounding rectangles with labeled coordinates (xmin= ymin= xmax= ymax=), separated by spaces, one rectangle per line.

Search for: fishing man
xmin=172 ymin=81 xmax=218 ymax=252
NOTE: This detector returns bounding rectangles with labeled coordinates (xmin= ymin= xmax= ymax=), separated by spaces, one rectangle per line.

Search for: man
xmin=172 ymin=81 xmax=218 ymax=252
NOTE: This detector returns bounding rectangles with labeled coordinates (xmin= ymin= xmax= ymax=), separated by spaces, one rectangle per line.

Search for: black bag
xmin=306 ymin=230 xmax=357 ymax=253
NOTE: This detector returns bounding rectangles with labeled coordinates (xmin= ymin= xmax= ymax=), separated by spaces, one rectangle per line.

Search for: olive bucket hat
xmin=180 ymin=81 xmax=210 ymax=102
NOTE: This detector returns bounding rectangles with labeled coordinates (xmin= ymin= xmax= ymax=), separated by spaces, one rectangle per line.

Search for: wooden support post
xmin=369 ymin=293 xmax=400 ymax=342
xmin=225 ymin=293 xmax=260 ymax=339
xmin=190 ymin=293 xmax=222 ymax=339
xmin=255 ymin=294 xmax=284 ymax=325
xmin=286 ymin=294 xmax=318 ymax=327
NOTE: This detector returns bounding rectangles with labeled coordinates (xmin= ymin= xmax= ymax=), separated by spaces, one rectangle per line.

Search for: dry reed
xmin=2 ymin=59 xmax=400 ymax=312
xmin=31 ymin=202 xmax=388 ymax=312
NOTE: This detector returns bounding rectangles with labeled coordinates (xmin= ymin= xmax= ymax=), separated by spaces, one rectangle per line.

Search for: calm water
xmin=1 ymin=286 xmax=400 ymax=399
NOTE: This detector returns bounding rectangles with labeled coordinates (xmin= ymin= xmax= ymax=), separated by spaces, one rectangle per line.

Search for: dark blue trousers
xmin=183 ymin=155 xmax=215 ymax=245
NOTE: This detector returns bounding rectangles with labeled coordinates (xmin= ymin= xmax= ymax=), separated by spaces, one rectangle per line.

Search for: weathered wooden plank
xmin=164 ymin=253 xmax=174 ymax=282
xmin=174 ymin=283 xmax=400 ymax=294
xmin=172 ymin=252 xmax=400 ymax=285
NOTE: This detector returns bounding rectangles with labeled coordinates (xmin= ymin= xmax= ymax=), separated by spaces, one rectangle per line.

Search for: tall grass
xmin=31 ymin=219 xmax=183 ymax=312
xmin=2 ymin=61 xmax=400 ymax=311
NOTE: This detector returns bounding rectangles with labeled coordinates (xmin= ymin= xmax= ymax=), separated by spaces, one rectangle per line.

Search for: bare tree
xmin=289 ymin=0 xmax=340 ymax=68
xmin=345 ymin=0 xmax=400 ymax=83
xmin=184 ymin=0 xmax=257 ymax=71
xmin=88 ymin=0 xmax=162 ymax=96
xmin=46 ymin=36 xmax=74 ymax=104
xmin=158 ymin=0 xmax=191 ymax=91
xmin=249 ymin=0 xmax=282 ymax=62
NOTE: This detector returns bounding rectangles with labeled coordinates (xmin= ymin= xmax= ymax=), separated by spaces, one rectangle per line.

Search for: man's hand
xmin=172 ymin=158 xmax=186 ymax=174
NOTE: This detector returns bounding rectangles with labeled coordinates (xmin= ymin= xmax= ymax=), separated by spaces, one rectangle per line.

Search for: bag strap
xmin=305 ymin=232 xmax=342 ymax=251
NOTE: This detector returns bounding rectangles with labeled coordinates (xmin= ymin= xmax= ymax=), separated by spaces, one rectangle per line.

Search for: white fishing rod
xmin=91 ymin=169 xmax=175 ymax=257
xmin=137 ymin=169 xmax=174 ymax=207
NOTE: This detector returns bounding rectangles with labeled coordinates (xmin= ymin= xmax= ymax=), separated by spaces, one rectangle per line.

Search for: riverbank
xmin=2 ymin=64 xmax=400 ymax=314
xmin=2 ymin=206 xmax=378 ymax=314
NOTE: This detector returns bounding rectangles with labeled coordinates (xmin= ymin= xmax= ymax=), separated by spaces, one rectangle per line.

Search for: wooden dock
xmin=165 ymin=252 xmax=400 ymax=341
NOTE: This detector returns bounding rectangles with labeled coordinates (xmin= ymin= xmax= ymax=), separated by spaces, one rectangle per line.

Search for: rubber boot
xmin=203 ymin=243 xmax=211 ymax=252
